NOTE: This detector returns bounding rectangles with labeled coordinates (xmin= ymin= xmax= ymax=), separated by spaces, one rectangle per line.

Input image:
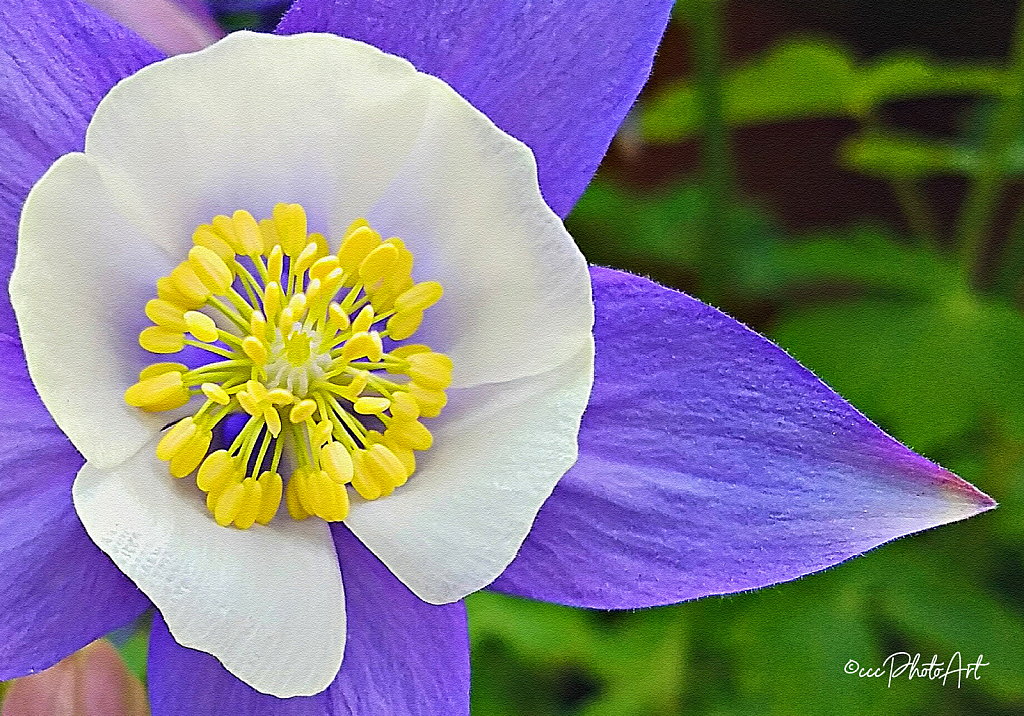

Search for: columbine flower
xmin=0 ymin=0 xmax=994 ymax=714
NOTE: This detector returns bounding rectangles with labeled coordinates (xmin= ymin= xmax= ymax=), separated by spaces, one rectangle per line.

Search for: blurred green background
xmin=9 ymin=0 xmax=1024 ymax=713
xmin=215 ymin=1 xmax=1024 ymax=713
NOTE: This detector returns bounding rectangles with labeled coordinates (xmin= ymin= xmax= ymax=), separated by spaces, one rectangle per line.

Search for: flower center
xmin=124 ymin=204 xmax=450 ymax=529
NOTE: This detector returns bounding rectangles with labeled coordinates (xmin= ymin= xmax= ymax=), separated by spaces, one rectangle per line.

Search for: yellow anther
xmin=157 ymin=275 xmax=202 ymax=310
xmin=386 ymin=419 xmax=433 ymax=451
xmin=237 ymin=390 xmax=261 ymax=416
xmin=183 ymin=311 xmax=219 ymax=343
xmin=197 ymin=450 xmax=235 ymax=492
xmin=289 ymin=399 xmax=318 ymax=423
xmin=341 ymin=331 xmax=383 ymax=363
xmin=339 ymin=370 xmax=369 ymax=400
xmin=188 ymin=245 xmax=232 ymax=294
xmin=125 ymin=370 xmax=185 ymax=408
xmin=349 ymin=450 xmax=381 ymax=501
xmin=389 ymin=343 xmax=431 ymax=360
xmin=390 ymin=391 xmax=420 ymax=422
xmin=310 ymin=232 xmax=330 ymax=260
xmin=139 ymin=362 xmax=188 ymax=381
xmin=140 ymin=326 xmax=185 ymax=354
xmin=304 ymin=469 xmax=330 ymax=519
xmin=406 ymin=382 xmax=447 ymax=418
xmin=351 ymin=305 xmax=375 ymax=334
xmin=193 ymin=225 xmax=235 ymax=263
xmin=285 ymin=471 xmax=309 ymax=520
xmin=358 ymin=243 xmax=398 ymax=286
xmin=266 ymin=244 xmax=284 ymax=285
xmin=387 ymin=441 xmax=416 ymax=478
xmin=367 ymin=443 xmax=406 ymax=493
xmin=201 ymin=382 xmax=230 ymax=405
xmin=295 ymin=242 xmax=319 ymax=275
xmin=267 ymin=388 xmax=295 ymax=405
xmin=170 ymin=429 xmax=212 ymax=477
xmin=170 ymin=261 xmax=211 ymax=305
xmin=214 ymin=481 xmax=245 ymax=526
xmin=293 ymin=467 xmax=316 ymax=515
xmin=232 ymin=210 xmax=265 ymax=255
xmin=278 ymin=306 xmax=295 ymax=333
xmin=259 ymin=218 xmax=281 ymax=254
xmin=312 ymin=420 xmax=333 ymax=446
xmin=211 ymin=214 xmax=242 ymax=254
xmin=263 ymin=406 xmax=282 ymax=437
xmin=319 ymin=269 xmax=346 ymax=308
xmin=353 ymin=396 xmax=390 ymax=415
xmin=273 ymin=203 xmax=308 ymax=257
xmin=145 ymin=299 xmax=187 ymax=332
xmin=147 ymin=392 xmax=190 ymax=413
xmin=233 ymin=477 xmax=263 ymax=529
xmin=316 ymin=470 xmax=349 ymax=521
xmin=394 ymin=281 xmax=444 ymax=313
xmin=263 ymin=281 xmax=283 ymax=321
xmin=246 ymin=380 xmax=268 ymax=402
xmin=286 ymin=292 xmax=307 ymax=320
xmin=250 ymin=310 xmax=268 ymax=341
xmin=387 ymin=310 xmax=423 ymax=341
xmin=156 ymin=417 xmax=197 ymax=461
xmin=406 ymin=352 xmax=453 ymax=390
xmin=309 ymin=255 xmax=340 ymax=281
xmin=242 ymin=336 xmax=268 ymax=365
xmin=303 ymin=279 xmax=323 ymax=311
xmin=255 ymin=471 xmax=283 ymax=525
xmin=343 ymin=217 xmax=370 ymax=239
xmin=320 ymin=441 xmax=353 ymax=484
xmin=327 ymin=303 xmax=350 ymax=332
xmin=337 ymin=225 xmax=382 ymax=276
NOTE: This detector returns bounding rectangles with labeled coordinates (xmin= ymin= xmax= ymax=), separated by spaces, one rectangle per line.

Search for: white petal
xmin=84 ymin=31 xmax=594 ymax=388
xmin=11 ymin=152 xmax=174 ymax=468
xmin=83 ymin=31 xmax=435 ymax=260
xmin=365 ymin=70 xmax=594 ymax=388
xmin=345 ymin=338 xmax=595 ymax=604
xmin=73 ymin=440 xmax=345 ymax=697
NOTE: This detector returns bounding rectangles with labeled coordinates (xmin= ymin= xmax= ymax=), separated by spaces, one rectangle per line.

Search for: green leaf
xmin=772 ymin=292 xmax=1024 ymax=452
xmin=567 ymin=178 xmax=782 ymax=286
xmin=840 ymin=134 xmax=977 ymax=180
xmin=874 ymin=551 xmax=1024 ymax=701
xmin=736 ymin=225 xmax=960 ymax=298
xmin=640 ymin=38 xmax=1005 ymax=143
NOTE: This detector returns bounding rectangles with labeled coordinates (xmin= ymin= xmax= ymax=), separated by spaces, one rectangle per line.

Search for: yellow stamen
xmin=145 ymin=299 xmax=187 ymax=331
xmin=139 ymin=326 xmax=185 ymax=354
xmin=184 ymin=311 xmax=218 ymax=342
xmin=156 ymin=417 xmax=197 ymax=461
xmin=289 ymin=399 xmax=317 ymax=423
xmin=128 ymin=208 xmax=450 ymax=528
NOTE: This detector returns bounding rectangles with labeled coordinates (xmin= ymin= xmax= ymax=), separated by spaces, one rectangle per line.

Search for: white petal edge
xmin=83 ymin=31 xmax=594 ymax=390
xmin=73 ymin=439 xmax=345 ymax=697
xmin=11 ymin=152 xmax=175 ymax=468
xmin=345 ymin=336 xmax=595 ymax=604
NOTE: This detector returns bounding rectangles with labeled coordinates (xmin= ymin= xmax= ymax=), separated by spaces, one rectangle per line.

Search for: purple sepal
xmin=0 ymin=336 xmax=150 ymax=680
xmin=275 ymin=0 xmax=674 ymax=218
xmin=491 ymin=267 xmax=995 ymax=608
xmin=0 ymin=0 xmax=163 ymax=334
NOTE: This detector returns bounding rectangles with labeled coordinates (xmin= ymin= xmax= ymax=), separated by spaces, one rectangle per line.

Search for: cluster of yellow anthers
xmin=123 ymin=204 xmax=452 ymax=529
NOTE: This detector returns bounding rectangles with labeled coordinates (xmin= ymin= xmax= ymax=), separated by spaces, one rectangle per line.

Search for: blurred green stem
xmin=862 ymin=110 xmax=940 ymax=247
xmin=891 ymin=178 xmax=939 ymax=247
xmin=689 ymin=0 xmax=732 ymax=295
xmin=994 ymin=193 xmax=1024 ymax=302
xmin=955 ymin=0 xmax=1024 ymax=285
